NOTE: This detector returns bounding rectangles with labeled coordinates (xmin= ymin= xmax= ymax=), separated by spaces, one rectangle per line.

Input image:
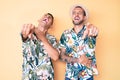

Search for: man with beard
xmin=21 ymin=13 xmax=59 ymax=80
xmin=59 ymin=4 xmax=99 ymax=80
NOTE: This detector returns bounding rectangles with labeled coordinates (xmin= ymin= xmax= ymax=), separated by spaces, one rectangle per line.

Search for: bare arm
xmin=60 ymin=48 xmax=91 ymax=67
xmin=59 ymin=48 xmax=78 ymax=63
xmin=42 ymin=38 xmax=59 ymax=61
xmin=35 ymin=29 xmax=59 ymax=61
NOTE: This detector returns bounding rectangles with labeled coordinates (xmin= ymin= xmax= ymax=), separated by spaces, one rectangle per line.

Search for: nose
xmin=75 ymin=12 xmax=80 ymax=16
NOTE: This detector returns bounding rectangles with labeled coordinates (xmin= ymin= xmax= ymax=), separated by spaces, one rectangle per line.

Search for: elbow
xmin=53 ymin=56 xmax=59 ymax=61
xmin=52 ymin=52 xmax=59 ymax=61
xmin=53 ymin=55 xmax=59 ymax=61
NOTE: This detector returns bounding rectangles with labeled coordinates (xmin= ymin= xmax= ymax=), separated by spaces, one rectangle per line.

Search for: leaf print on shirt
xmin=60 ymin=33 xmax=66 ymax=45
xmin=21 ymin=33 xmax=56 ymax=80
xmin=71 ymin=32 xmax=77 ymax=40
xmin=59 ymin=26 xmax=98 ymax=79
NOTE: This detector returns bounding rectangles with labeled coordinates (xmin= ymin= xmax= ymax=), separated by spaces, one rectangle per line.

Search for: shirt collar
xmin=71 ymin=25 xmax=86 ymax=37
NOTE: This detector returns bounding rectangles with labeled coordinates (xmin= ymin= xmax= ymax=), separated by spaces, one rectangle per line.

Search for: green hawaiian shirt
xmin=59 ymin=25 xmax=98 ymax=80
xmin=21 ymin=33 xmax=58 ymax=80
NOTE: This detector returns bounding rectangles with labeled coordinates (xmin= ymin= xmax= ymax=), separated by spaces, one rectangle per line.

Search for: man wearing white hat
xmin=59 ymin=4 xmax=98 ymax=80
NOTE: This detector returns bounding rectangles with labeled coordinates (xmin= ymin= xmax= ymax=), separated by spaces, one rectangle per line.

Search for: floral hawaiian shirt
xmin=21 ymin=33 xmax=58 ymax=80
xmin=59 ymin=25 xmax=98 ymax=80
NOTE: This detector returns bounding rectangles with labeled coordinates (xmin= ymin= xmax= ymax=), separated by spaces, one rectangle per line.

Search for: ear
xmin=83 ymin=16 xmax=87 ymax=21
xmin=83 ymin=16 xmax=88 ymax=24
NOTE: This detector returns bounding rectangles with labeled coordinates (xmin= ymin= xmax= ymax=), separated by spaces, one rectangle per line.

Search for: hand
xmin=87 ymin=23 xmax=98 ymax=37
xmin=21 ymin=24 xmax=35 ymax=39
xmin=77 ymin=54 xmax=92 ymax=67
xmin=82 ymin=23 xmax=99 ymax=39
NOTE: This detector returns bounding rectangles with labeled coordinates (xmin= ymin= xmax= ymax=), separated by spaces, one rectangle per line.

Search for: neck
xmin=36 ymin=26 xmax=47 ymax=34
xmin=73 ymin=24 xmax=84 ymax=34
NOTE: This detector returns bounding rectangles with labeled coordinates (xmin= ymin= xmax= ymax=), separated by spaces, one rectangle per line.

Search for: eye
xmin=72 ymin=11 xmax=76 ymax=15
xmin=47 ymin=15 xmax=52 ymax=19
xmin=78 ymin=12 xmax=83 ymax=15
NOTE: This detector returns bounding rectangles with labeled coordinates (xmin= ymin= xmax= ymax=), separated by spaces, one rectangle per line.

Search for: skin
xmin=21 ymin=13 xmax=59 ymax=61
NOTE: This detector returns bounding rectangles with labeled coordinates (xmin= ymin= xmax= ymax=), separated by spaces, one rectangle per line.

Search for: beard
xmin=72 ymin=19 xmax=84 ymax=25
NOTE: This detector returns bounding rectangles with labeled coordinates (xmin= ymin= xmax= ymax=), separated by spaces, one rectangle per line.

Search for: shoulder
xmin=47 ymin=33 xmax=57 ymax=40
xmin=62 ymin=28 xmax=73 ymax=35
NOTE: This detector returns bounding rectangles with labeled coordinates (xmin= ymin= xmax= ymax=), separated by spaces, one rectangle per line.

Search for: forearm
xmin=59 ymin=49 xmax=78 ymax=63
xmin=42 ymin=39 xmax=59 ymax=61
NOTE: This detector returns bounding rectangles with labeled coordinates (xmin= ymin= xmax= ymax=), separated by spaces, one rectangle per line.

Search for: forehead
xmin=72 ymin=7 xmax=84 ymax=12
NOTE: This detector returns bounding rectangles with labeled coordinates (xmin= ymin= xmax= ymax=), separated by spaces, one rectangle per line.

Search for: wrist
xmin=41 ymin=37 xmax=48 ymax=43
xmin=21 ymin=33 xmax=28 ymax=42
xmin=71 ymin=57 xmax=79 ymax=63
xmin=77 ymin=57 xmax=82 ymax=63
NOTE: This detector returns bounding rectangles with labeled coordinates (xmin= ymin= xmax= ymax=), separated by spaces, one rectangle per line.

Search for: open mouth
xmin=42 ymin=18 xmax=48 ymax=24
xmin=74 ymin=17 xmax=80 ymax=20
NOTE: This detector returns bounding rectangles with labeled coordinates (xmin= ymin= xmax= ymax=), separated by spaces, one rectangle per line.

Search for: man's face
xmin=72 ymin=7 xmax=86 ymax=25
xmin=38 ymin=13 xmax=53 ymax=29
